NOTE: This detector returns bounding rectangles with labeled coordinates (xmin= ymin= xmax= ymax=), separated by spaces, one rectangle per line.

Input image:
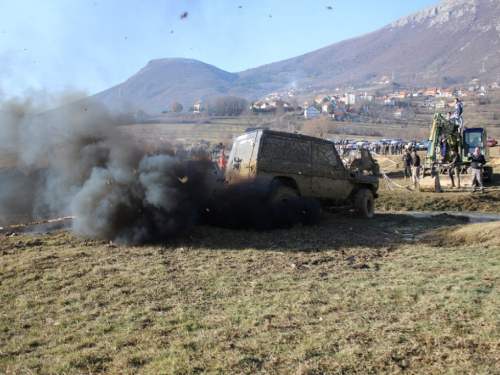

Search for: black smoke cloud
xmin=0 ymin=94 xmax=214 ymax=244
xmin=0 ymin=92 xmax=322 ymax=244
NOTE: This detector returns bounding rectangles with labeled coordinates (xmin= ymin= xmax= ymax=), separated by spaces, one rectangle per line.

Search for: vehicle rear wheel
xmin=268 ymin=186 xmax=299 ymax=205
xmin=354 ymin=188 xmax=374 ymax=219
xmin=267 ymin=186 xmax=321 ymax=228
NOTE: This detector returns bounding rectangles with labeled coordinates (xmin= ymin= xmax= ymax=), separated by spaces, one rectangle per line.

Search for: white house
xmin=270 ymin=99 xmax=284 ymax=107
xmin=321 ymin=102 xmax=331 ymax=114
xmin=394 ymin=108 xmax=407 ymax=118
xmin=314 ymin=94 xmax=330 ymax=104
xmin=435 ymin=100 xmax=446 ymax=109
xmin=344 ymin=93 xmax=357 ymax=105
xmin=384 ymin=97 xmax=396 ymax=106
xmin=304 ymin=106 xmax=320 ymax=119
xmin=193 ymin=100 xmax=206 ymax=112
xmin=438 ymin=89 xmax=454 ymax=98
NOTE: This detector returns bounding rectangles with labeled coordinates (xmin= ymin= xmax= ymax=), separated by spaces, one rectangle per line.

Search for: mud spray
xmin=0 ymin=94 xmax=320 ymax=244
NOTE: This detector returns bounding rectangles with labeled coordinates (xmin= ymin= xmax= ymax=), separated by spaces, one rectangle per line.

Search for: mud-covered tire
xmin=268 ymin=186 xmax=299 ymax=205
xmin=267 ymin=186 xmax=321 ymax=228
xmin=354 ymin=188 xmax=374 ymax=219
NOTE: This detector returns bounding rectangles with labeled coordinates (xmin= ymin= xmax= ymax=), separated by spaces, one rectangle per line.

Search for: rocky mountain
xmin=91 ymin=0 xmax=500 ymax=114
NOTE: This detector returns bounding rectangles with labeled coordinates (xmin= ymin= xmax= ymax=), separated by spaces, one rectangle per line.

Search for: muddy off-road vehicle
xmin=223 ymin=129 xmax=379 ymax=218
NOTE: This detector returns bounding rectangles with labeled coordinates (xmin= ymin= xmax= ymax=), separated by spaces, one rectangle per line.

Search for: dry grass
xmin=2 ymin=116 xmax=500 ymax=374
xmin=2 ymin=211 xmax=500 ymax=374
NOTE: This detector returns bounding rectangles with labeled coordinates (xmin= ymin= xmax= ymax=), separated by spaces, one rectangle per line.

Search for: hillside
xmin=235 ymin=0 xmax=500 ymax=92
xmin=91 ymin=58 xmax=238 ymax=114
xmin=89 ymin=0 xmax=500 ymax=114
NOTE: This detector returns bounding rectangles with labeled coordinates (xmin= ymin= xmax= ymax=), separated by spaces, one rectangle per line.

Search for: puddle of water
xmin=380 ymin=211 xmax=500 ymax=223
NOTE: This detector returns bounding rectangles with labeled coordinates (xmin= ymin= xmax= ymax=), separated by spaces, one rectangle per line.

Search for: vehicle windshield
xmin=465 ymin=132 xmax=483 ymax=148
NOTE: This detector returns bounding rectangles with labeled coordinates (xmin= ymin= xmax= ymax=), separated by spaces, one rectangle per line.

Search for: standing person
xmin=219 ymin=152 xmax=227 ymax=176
xmin=448 ymin=148 xmax=461 ymax=188
xmin=402 ymin=149 xmax=413 ymax=181
xmin=449 ymin=98 xmax=463 ymax=119
xmin=449 ymin=98 xmax=464 ymax=131
xmin=411 ymin=149 xmax=421 ymax=189
xmin=439 ymin=138 xmax=448 ymax=162
xmin=468 ymin=147 xmax=486 ymax=193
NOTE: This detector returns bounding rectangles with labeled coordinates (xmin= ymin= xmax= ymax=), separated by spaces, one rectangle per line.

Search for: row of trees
xmin=209 ymin=95 xmax=248 ymax=116
xmin=166 ymin=95 xmax=250 ymax=116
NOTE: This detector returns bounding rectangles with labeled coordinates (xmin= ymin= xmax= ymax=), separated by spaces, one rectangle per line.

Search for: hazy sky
xmin=0 ymin=0 xmax=441 ymax=98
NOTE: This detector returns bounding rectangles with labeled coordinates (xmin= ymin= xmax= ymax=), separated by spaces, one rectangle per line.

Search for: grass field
xmin=2 ymin=124 xmax=500 ymax=373
xmin=2 ymin=211 xmax=500 ymax=374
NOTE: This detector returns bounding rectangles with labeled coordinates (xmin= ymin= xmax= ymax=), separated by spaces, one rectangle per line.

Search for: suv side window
xmin=313 ymin=142 xmax=339 ymax=168
xmin=261 ymin=136 xmax=311 ymax=164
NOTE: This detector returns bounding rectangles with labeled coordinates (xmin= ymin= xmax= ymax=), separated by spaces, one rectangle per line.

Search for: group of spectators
xmin=336 ymin=141 xmax=416 ymax=156
xmin=402 ymin=149 xmax=421 ymax=189
xmin=373 ymin=142 xmax=411 ymax=156
xmin=210 ymin=147 xmax=225 ymax=157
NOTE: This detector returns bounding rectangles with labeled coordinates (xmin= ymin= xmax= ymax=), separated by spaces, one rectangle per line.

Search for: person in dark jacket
xmin=447 ymin=148 xmax=461 ymax=188
xmin=411 ymin=150 xmax=421 ymax=189
xmin=402 ymin=149 xmax=413 ymax=181
xmin=439 ymin=138 xmax=448 ymax=162
xmin=468 ymin=147 xmax=486 ymax=193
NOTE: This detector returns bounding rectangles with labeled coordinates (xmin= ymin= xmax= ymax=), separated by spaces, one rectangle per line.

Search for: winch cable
xmin=372 ymin=152 xmax=413 ymax=190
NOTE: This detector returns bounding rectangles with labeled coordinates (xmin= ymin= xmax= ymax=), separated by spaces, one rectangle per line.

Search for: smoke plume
xmin=0 ymin=93 xmax=213 ymax=244
xmin=0 ymin=91 xmax=321 ymax=244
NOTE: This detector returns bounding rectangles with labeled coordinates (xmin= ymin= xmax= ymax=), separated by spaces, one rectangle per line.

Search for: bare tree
xmin=211 ymin=95 xmax=248 ymax=116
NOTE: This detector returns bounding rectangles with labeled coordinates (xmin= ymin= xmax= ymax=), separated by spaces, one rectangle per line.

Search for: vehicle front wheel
xmin=354 ymin=188 xmax=375 ymax=219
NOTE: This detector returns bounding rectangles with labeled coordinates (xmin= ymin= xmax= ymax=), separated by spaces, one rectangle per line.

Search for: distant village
xmin=130 ymin=78 xmax=499 ymax=122
xmin=247 ymin=78 xmax=499 ymax=121
xmin=187 ymin=77 xmax=497 ymax=119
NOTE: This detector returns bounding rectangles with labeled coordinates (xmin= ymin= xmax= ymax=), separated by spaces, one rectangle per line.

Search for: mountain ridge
xmin=91 ymin=0 xmax=500 ymax=114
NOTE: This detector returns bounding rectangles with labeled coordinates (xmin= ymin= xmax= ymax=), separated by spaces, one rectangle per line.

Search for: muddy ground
xmin=2 ymin=151 xmax=500 ymax=374
xmin=2 ymin=154 xmax=500 ymax=235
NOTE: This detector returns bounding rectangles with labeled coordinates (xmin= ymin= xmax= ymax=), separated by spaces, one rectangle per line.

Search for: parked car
xmin=356 ymin=140 xmax=370 ymax=148
xmin=391 ymin=138 xmax=404 ymax=144
xmin=417 ymin=141 xmax=430 ymax=150
xmin=487 ymin=137 xmax=497 ymax=147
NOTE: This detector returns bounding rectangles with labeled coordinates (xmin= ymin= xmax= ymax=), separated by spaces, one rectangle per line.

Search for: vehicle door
xmin=311 ymin=141 xmax=346 ymax=199
xmin=226 ymin=132 xmax=260 ymax=183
